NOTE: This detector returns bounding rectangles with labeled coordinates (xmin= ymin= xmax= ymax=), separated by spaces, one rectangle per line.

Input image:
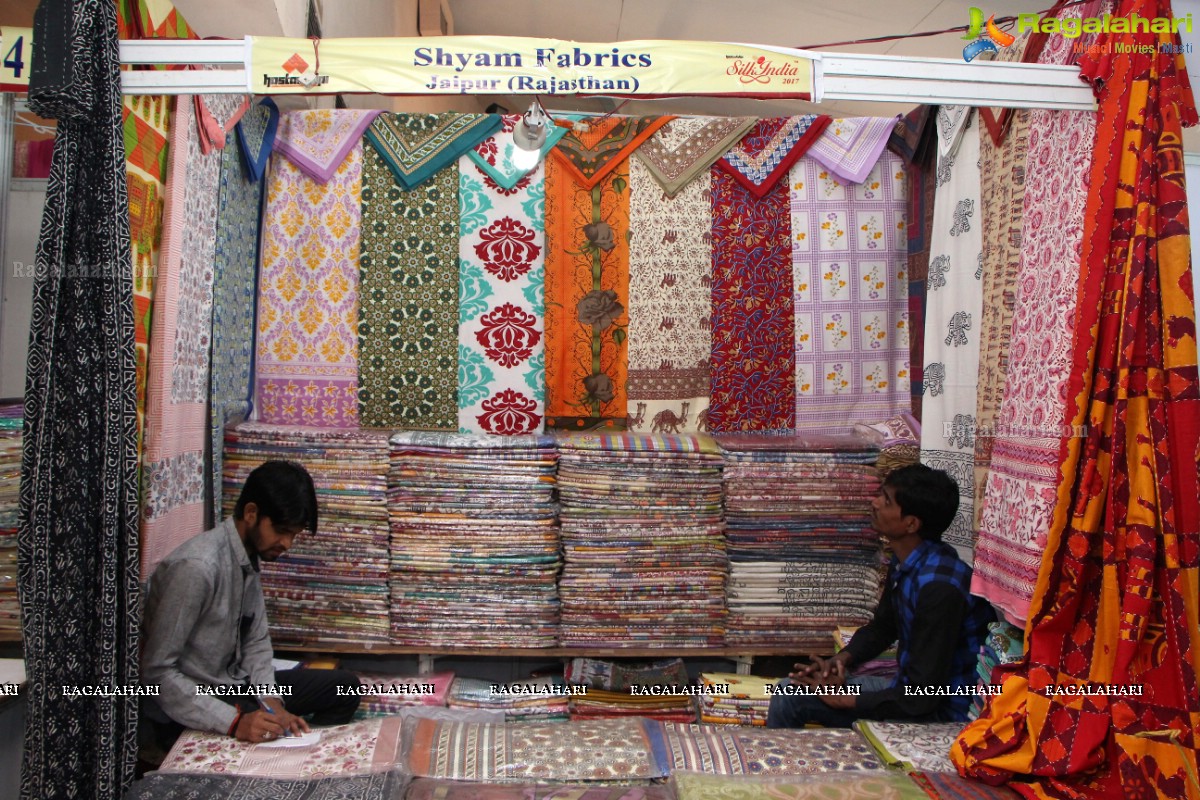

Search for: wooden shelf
xmin=274 ymin=643 xmax=834 ymax=658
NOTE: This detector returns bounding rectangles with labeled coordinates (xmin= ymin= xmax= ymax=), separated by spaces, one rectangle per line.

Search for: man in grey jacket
xmin=142 ymin=460 xmax=360 ymax=751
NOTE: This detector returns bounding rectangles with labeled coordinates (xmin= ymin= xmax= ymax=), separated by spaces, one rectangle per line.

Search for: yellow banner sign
xmin=0 ymin=27 xmax=33 ymax=92
xmin=249 ymin=36 xmax=815 ymax=99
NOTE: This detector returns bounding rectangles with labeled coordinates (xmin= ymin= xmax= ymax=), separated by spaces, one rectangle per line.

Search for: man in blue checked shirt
xmin=767 ymin=464 xmax=996 ymax=728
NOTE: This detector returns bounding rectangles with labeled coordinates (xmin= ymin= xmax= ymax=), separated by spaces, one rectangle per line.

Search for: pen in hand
xmin=256 ymin=696 xmax=292 ymax=737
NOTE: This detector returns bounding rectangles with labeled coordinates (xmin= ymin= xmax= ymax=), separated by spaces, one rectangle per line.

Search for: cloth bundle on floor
xmin=222 ymin=423 xmax=391 ymax=643
xmin=406 ymin=778 xmax=676 ymax=799
xmin=387 ymin=431 xmax=560 ymax=646
xmin=672 ymin=770 xmax=929 ymax=800
xmin=565 ymin=657 xmax=696 ymax=722
xmin=447 ymin=677 xmax=570 ymax=722
xmin=697 ymin=672 xmax=780 ymax=727
xmin=351 ymin=671 xmax=454 ymax=718
xmin=854 ymin=720 xmax=965 ymax=773
xmin=717 ymin=433 xmax=883 ymax=649
xmin=556 ymin=433 xmax=727 ymax=647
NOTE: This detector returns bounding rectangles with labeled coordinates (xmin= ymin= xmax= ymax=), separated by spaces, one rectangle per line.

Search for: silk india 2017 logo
xmin=962 ymin=8 xmax=1016 ymax=62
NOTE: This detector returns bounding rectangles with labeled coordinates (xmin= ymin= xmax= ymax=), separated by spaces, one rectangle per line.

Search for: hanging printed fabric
xmin=788 ymin=149 xmax=910 ymax=433
xmin=807 ymin=116 xmax=899 ymax=185
xmin=22 ymin=1 xmax=144 ymax=795
xmin=972 ymin=3 xmax=1106 ymax=624
xmin=208 ymin=100 xmax=274 ymax=525
xmin=457 ymin=115 xmax=554 ymax=435
xmin=972 ymin=33 xmax=1033 ymax=531
xmin=632 ymin=115 xmax=756 ymax=198
xmin=142 ymin=94 xmax=248 ymax=576
xmin=708 ymin=166 xmax=796 ymax=433
xmin=365 ymin=111 xmax=501 ymax=190
xmin=357 ymin=114 xmax=485 ymax=429
xmin=544 ymin=116 xmax=670 ymax=429
xmin=955 ymin=1 xmax=1200 ymax=794
xmin=627 ymin=118 xmax=734 ymax=434
xmin=918 ymin=107 xmax=983 ymax=562
xmin=254 ymin=110 xmax=377 ymax=427
xmin=715 ymin=115 xmax=831 ymax=198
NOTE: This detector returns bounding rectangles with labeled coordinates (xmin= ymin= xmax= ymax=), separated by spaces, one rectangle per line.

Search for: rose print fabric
xmin=458 ymin=125 xmax=547 ymax=435
xmin=544 ymin=153 xmax=631 ymax=429
xmin=159 ymin=718 xmax=403 ymax=779
xmin=707 ymin=166 xmax=795 ymax=433
xmin=788 ymin=151 xmax=910 ymax=433
xmin=253 ymin=140 xmax=364 ymax=427
xmin=357 ymin=130 xmax=459 ymax=430
xmin=142 ymin=93 xmax=248 ymax=577
xmin=919 ymin=107 xmax=985 ymax=562
xmin=627 ymin=119 xmax=719 ymax=434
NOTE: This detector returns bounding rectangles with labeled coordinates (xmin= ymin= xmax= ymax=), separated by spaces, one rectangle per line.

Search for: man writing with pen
xmin=766 ymin=465 xmax=996 ymax=728
xmin=140 ymin=462 xmax=361 ymax=757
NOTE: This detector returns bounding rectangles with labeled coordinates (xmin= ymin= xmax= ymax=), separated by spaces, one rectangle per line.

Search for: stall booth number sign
xmin=0 ymin=28 xmax=32 ymax=92
xmin=250 ymin=36 xmax=817 ymax=99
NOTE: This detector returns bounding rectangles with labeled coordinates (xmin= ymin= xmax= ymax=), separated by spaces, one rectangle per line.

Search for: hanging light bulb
xmin=510 ymin=100 xmax=549 ymax=172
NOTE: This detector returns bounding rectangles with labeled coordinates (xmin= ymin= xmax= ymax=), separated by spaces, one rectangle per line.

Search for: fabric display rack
xmin=16 ymin=0 xmax=1200 ymax=796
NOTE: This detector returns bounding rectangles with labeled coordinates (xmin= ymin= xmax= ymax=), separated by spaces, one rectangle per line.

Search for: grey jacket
xmin=142 ymin=518 xmax=278 ymax=733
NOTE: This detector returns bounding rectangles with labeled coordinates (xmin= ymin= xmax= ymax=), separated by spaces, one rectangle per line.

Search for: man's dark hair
xmin=233 ymin=461 xmax=318 ymax=534
xmin=882 ymin=464 xmax=959 ymax=541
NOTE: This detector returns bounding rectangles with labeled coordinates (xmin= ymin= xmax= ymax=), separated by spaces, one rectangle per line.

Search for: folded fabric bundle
xmin=697 ymin=673 xmax=780 ymax=727
xmin=352 ymin=671 xmax=454 ymax=718
xmin=447 ymin=677 xmax=570 ymax=722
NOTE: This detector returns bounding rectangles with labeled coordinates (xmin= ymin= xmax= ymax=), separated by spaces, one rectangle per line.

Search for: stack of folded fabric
xmin=971 ymin=620 xmax=1025 ymax=718
xmin=854 ymin=412 xmax=920 ymax=477
xmin=223 ymin=423 xmax=391 ymax=643
xmin=351 ymin=671 xmax=454 ymax=718
xmin=698 ymin=672 xmax=780 ymax=726
xmin=718 ymin=433 xmax=883 ymax=650
xmin=835 ymin=626 xmax=897 ymax=679
xmin=556 ymin=433 xmax=727 ymax=648
xmin=446 ymin=676 xmax=570 ymax=722
xmin=388 ymin=432 xmax=559 ymax=647
xmin=563 ymin=657 xmax=696 ymax=722
xmin=0 ymin=403 xmax=19 ymax=636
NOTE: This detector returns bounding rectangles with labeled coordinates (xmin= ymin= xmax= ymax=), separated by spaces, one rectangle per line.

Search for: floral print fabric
xmin=788 ymin=152 xmax=910 ymax=433
xmin=663 ymin=724 xmax=885 ymax=775
xmin=159 ymin=718 xmax=403 ymax=779
xmin=707 ymin=166 xmax=795 ymax=432
xmin=142 ymin=93 xmax=247 ymax=577
xmin=253 ymin=145 xmax=363 ymax=427
xmin=457 ymin=124 xmax=547 ymax=435
xmin=357 ymin=138 xmax=459 ymax=429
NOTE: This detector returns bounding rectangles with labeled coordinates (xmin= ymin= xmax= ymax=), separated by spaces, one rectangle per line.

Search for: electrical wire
xmin=796 ymin=0 xmax=1095 ymax=50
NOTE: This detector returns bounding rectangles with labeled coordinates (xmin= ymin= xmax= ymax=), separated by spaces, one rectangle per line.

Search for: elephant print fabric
xmin=919 ymin=106 xmax=984 ymax=563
